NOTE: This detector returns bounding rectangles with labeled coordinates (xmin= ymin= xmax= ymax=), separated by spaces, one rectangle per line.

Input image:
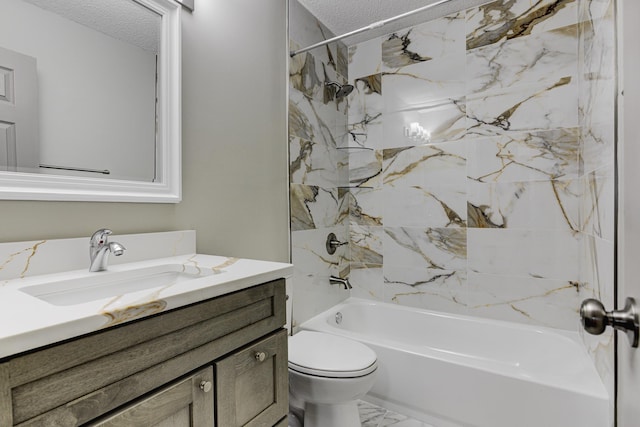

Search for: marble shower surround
xmin=577 ymin=0 xmax=617 ymax=420
xmin=287 ymin=0 xmax=615 ymax=424
xmin=288 ymin=1 xmax=614 ymax=320
xmin=289 ymin=0 xmax=351 ymax=329
xmin=288 ymin=0 xmax=615 ymax=422
xmin=345 ymin=0 xmax=613 ymax=332
xmin=342 ymin=0 xmax=616 ymax=420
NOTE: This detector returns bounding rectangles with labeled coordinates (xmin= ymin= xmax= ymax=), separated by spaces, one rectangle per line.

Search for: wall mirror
xmin=0 ymin=0 xmax=181 ymax=202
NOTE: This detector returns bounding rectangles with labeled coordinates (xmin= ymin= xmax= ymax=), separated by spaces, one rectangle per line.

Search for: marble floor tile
xmin=358 ymin=401 xmax=388 ymax=427
xmin=358 ymin=400 xmax=434 ymax=427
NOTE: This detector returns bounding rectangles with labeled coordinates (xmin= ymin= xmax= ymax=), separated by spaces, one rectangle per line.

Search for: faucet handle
xmin=90 ymin=228 xmax=112 ymax=245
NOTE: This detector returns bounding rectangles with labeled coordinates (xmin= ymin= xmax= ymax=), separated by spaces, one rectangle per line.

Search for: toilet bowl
xmin=288 ymin=330 xmax=377 ymax=427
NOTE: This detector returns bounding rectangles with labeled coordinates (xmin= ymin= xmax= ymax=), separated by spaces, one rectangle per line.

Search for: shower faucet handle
xmin=326 ymin=233 xmax=348 ymax=255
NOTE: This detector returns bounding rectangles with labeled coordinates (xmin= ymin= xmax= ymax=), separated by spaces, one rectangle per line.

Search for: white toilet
xmin=286 ymin=280 xmax=378 ymax=427
xmin=288 ymin=330 xmax=377 ymax=426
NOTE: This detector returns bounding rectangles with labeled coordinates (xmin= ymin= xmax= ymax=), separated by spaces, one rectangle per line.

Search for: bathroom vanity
xmin=0 ymin=231 xmax=293 ymax=427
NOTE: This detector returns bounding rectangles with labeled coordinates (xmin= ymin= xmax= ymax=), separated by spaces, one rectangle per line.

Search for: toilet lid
xmin=288 ymin=331 xmax=377 ymax=378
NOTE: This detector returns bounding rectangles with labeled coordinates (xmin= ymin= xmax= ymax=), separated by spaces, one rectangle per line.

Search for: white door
xmin=0 ymin=45 xmax=39 ymax=172
xmin=617 ymin=0 xmax=640 ymax=424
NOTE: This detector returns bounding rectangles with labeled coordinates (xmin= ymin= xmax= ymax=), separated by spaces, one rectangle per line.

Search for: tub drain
xmin=335 ymin=312 xmax=343 ymax=324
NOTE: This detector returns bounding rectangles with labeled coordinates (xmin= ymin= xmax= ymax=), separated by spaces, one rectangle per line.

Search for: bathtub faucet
xmin=329 ymin=276 xmax=352 ymax=290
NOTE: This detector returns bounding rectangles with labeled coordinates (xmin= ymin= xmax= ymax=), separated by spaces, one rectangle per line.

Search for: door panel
xmin=0 ymin=46 xmax=38 ymax=172
xmin=618 ymin=0 xmax=640 ymax=425
xmin=0 ymin=121 xmax=16 ymax=168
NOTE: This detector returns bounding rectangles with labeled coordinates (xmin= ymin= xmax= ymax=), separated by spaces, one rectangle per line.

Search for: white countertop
xmin=0 ymin=253 xmax=293 ymax=359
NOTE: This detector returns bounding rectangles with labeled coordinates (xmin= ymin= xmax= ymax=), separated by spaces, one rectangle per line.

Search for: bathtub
xmin=299 ymin=298 xmax=609 ymax=427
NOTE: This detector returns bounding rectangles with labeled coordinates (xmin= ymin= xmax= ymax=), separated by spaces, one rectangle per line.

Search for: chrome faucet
xmin=89 ymin=229 xmax=126 ymax=272
xmin=329 ymin=276 xmax=352 ymax=290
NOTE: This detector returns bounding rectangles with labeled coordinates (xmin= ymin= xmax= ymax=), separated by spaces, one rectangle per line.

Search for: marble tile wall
xmin=577 ymin=0 xmax=616 ymax=421
xmin=343 ymin=0 xmax=616 ymax=419
xmin=345 ymin=0 xmax=604 ymax=329
xmin=289 ymin=0 xmax=350 ymax=329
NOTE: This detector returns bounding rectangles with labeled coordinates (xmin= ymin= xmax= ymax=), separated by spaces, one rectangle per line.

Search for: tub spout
xmin=329 ymin=276 xmax=352 ymax=290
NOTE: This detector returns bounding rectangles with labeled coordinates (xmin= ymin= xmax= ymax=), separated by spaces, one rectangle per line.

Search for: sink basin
xmin=20 ymin=264 xmax=215 ymax=306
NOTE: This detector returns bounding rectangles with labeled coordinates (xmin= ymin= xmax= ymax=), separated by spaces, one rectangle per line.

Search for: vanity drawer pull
xmin=199 ymin=380 xmax=212 ymax=393
xmin=254 ymin=351 xmax=268 ymax=362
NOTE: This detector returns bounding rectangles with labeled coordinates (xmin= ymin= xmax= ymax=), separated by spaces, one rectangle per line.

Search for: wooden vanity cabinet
xmin=0 ymin=279 xmax=288 ymax=427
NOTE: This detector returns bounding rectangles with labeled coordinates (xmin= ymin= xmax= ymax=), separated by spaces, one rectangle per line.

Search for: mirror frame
xmin=0 ymin=0 xmax=181 ymax=203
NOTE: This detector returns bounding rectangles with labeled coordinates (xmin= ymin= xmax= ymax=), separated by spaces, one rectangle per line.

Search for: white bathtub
xmin=299 ymin=298 xmax=609 ymax=427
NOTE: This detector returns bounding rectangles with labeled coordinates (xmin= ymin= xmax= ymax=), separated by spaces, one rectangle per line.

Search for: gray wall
xmin=0 ymin=0 xmax=290 ymax=264
xmin=176 ymin=0 xmax=289 ymax=262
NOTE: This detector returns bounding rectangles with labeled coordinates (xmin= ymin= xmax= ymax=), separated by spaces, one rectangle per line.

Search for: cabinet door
xmin=273 ymin=417 xmax=288 ymax=427
xmin=216 ymin=329 xmax=288 ymax=427
xmin=89 ymin=366 xmax=214 ymax=427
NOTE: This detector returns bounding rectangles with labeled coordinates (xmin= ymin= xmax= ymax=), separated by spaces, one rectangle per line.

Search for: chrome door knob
xmin=580 ymin=297 xmax=639 ymax=348
xmin=580 ymin=299 xmax=609 ymax=335
xmin=254 ymin=351 xmax=267 ymax=362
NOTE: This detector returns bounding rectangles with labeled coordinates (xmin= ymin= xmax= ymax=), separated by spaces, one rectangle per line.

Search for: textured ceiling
xmin=297 ymin=0 xmax=490 ymax=45
xmin=23 ymin=0 xmax=160 ymax=53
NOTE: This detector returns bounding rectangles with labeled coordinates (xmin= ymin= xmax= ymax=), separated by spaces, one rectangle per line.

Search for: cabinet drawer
xmin=1 ymin=279 xmax=285 ymax=426
xmin=215 ymin=329 xmax=288 ymax=427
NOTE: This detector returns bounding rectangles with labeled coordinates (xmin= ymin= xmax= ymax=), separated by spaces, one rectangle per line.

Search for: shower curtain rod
xmin=290 ymin=0 xmax=453 ymax=57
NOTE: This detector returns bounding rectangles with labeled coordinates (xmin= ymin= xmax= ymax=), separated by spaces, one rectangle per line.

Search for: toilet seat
xmin=288 ymin=331 xmax=377 ymax=378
